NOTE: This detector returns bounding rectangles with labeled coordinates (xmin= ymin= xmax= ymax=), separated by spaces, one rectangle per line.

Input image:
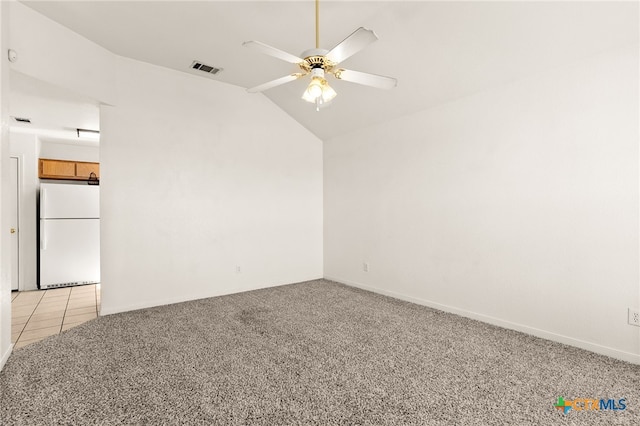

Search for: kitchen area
xmin=8 ymin=71 xmax=101 ymax=348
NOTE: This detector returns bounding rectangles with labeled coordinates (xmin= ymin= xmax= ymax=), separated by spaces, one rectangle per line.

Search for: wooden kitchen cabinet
xmin=75 ymin=162 xmax=100 ymax=179
xmin=39 ymin=159 xmax=76 ymax=179
xmin=39 ymin=159 xmax=100 ymax=181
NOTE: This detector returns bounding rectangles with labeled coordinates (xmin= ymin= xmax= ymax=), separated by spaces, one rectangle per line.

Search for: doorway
xmin=8 ymin=71 xmax=102 ymax=349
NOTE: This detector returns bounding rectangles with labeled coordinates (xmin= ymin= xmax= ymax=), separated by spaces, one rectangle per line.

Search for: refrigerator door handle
xmin=40 ymin=187 xmax=47 ymax=249
xmin=40 ymin=220 xmax=47 ymax=250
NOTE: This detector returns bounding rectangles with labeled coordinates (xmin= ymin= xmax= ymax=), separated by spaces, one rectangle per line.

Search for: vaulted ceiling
xmin=15 ymin=1 xmax=639 ymax=141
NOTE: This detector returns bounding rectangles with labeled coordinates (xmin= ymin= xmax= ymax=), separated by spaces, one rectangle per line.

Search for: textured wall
xmin=324 ymin=45 xmax=640 ymax=363
xmin=100 ymin=57 xmax=323 ymax=314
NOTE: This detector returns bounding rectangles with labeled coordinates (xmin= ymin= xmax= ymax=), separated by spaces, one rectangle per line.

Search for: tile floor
xmin=11 ymin=284 xmax=100 ymax=349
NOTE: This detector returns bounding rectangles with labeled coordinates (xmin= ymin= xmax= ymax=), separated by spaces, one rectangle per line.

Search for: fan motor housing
xmin=299 ymin=48 xmax=335 ymax=73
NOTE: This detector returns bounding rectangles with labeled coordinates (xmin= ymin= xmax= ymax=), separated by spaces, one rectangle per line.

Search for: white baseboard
xmin=0 ymin=343 xmax=14 ymax=372
xmin=325 ymin=276 xmax=640 ymax=366
xmin=100 ymin=291 xmax=213 ymax=316
xmin=100 ymin=277 xmax=324 ymax=316
xmin=100 ymin=288 xmax=251 ymax=316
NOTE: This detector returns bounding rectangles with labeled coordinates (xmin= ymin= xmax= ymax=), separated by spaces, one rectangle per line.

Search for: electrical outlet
xmin=236 ymin=266 xmax=241 ymax=274
xmin=628 ymin=308 xmax=640 ymax=327
xmin=363 ymin=262 xmax=369 ymax=272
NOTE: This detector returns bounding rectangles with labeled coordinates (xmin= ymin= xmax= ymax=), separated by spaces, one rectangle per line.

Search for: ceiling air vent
xmin=190 ymin=60 xmax=222 ymax=75
xmin=12 ymin=116 xmax=31 ymax=123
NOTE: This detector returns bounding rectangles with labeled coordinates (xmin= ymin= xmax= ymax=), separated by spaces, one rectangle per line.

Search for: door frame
xmin=9 ymin=155 xmax=20 ymax=291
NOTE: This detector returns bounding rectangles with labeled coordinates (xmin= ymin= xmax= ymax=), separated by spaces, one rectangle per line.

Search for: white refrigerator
xmin=39 ymin=183 xmax=100 ymax=289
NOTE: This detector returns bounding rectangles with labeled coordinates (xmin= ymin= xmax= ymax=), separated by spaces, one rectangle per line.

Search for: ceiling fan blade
xmin=247 ymin=73 xmax=305 ymax=93
xmin=243 ymin=41 xmax=304 ymax=64
xmin=333 ymin=69 xmax=397 ymax=90
xmin=325 ymin=27 xmax=378 ymax=64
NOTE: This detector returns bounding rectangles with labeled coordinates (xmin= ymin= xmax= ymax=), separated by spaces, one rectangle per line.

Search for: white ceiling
xmin=16 ymin=0 xmax=639 ymax=141
xmin=10 ymin=70 xmax=100 ymax=145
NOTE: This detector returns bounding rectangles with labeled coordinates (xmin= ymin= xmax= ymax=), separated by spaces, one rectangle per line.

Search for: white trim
xmin=9 ymin=155 xmax=21 ymax=291
xmin=100 ymin=277 xmax=323 ymax=316
xmin=325 ymin=276 xmax=640 ymax=366
xmin=637 ymin=0 xmax=640 ymax=369
xmin=100 ymin=291 xmax=237 ymax=316
xmin=0 ymin=343 xmax=13 ymax=371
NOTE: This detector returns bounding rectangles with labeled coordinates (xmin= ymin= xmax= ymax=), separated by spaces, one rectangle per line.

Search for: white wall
xmin=324 ymin=45 xmax=640 ymax=364
xmin=99 ymin=57 xmax=323 ymax=314
xmin=0 ymin=0 xmax=12 ymax=370
xmin=39 ymin=140 xmax=99 ymax=163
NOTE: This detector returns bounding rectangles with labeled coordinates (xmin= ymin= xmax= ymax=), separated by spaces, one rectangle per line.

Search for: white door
xmin=10 ymin=157 xmax=19 ymax=291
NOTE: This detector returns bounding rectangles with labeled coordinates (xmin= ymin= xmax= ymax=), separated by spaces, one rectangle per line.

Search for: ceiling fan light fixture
xmin=304 ymin=77 xmax=324 ymax=101
xmin=321 ymin=83 xmax=337 ymax=102
xmin=302 ymin=68 xmax=337 ymax=107
xmin=302 ymin=78 xmax=337 ymax=108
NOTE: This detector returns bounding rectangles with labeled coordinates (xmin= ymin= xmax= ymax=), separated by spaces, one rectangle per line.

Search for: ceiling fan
xmin=243 ymin=0 xmax=397 ymax=110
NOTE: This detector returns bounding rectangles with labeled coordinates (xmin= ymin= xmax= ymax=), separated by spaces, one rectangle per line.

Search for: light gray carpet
xmin=1 ymin=279 xmax=639 ymax=425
